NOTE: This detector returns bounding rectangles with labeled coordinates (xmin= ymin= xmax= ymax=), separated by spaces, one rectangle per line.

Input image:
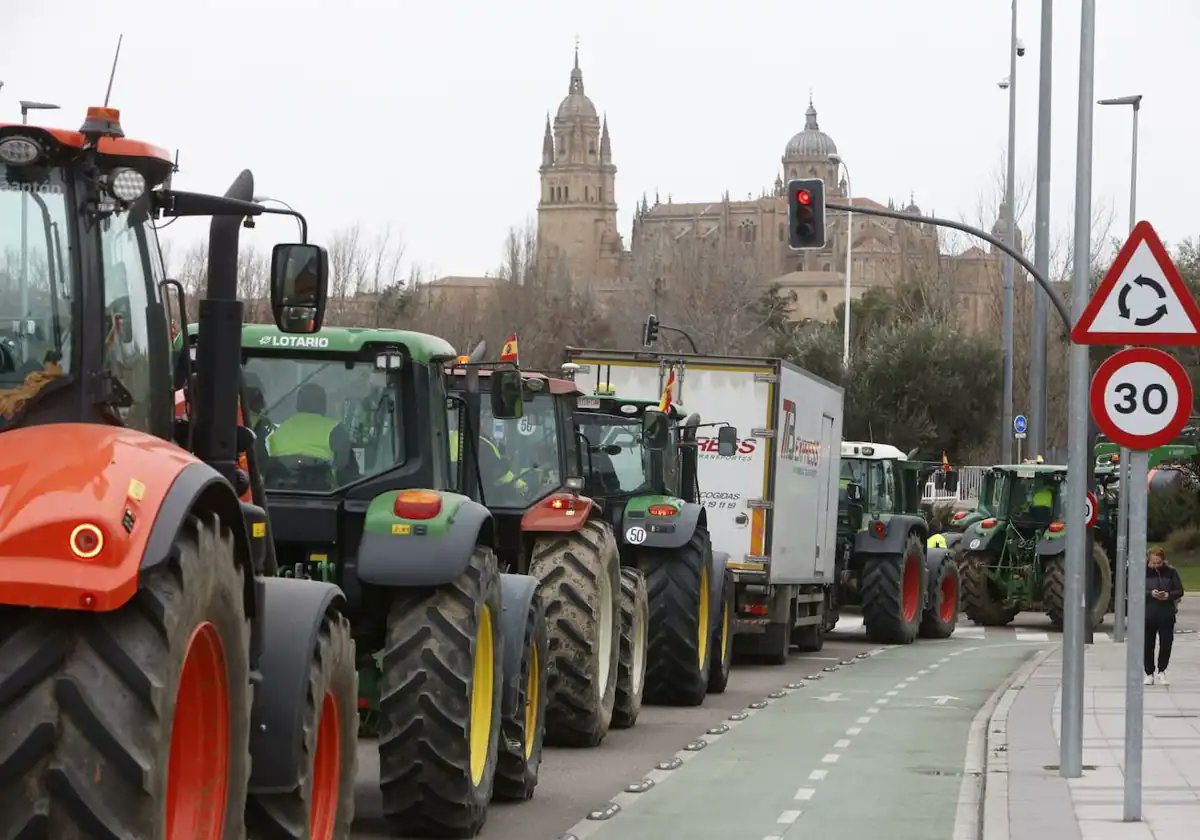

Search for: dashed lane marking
xmin=821 ymin=753 xmax=840 ymax=764
xmin=809 ymin=769 xmax=827 ymax=781
xmin=777 ymin=810 xmax=802 ymax=824
xmin=794 ymin=788 xmax=816 ymax=801
xmin=846 ymin=727 xmax=862 ymax=736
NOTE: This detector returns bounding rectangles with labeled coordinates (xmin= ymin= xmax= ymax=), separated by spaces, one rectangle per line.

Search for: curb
xmin=976 ymin=645 xmax=1057 ymax=840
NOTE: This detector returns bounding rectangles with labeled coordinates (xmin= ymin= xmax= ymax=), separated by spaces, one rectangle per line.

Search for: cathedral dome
xmin=556 ymin=50 xmax=599 ymax=122
xmin=784 ymin=101 xmax=837 ymax=160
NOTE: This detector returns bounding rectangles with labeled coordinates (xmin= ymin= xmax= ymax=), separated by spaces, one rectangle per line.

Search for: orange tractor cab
xmin=0 ymin=108 xmax=356 ymax=838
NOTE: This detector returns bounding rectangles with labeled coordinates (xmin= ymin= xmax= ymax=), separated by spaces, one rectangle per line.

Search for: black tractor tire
xmin=0 ymin=510 xmax=252 ymax=840
xmin=639 ymin=528 xmax=715 ymax=704
xmin=528 ymin=520 xmax=621 ymax=747
xmin=861 ymin=533 xmax=926 ymax=644
xmin=245 ymin=610 xmax=358 ymax=839
xmin=919 ymin=553 xmax=960 ymax=639
xmin=612 ymin=568 xmax=649 ymax=728
xmin=378 ymin=544 xmax=503 ymax=838
xmin=706 ymin=567 xmax=735 ymax=691
xmin=494 ymin=585 xmax=548 ymax=802
xmin=960 ymin=552 xmax=1018 ymax=626
xmin=1043 ymin=546 xmax=1112 ymax=631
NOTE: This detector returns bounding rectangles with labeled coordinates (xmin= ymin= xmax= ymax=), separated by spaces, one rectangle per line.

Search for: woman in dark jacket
xmin=1145 ymin=547 xmax=1185 ymax=686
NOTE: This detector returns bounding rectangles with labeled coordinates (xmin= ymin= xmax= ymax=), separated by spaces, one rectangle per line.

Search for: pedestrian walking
xmin=1144 ymin=546 xmax=1184 ymax=686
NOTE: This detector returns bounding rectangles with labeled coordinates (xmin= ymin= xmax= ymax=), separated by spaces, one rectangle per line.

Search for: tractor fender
xmin=852 ymin=516 xmax=926 ymax=557
xmin=247 ymin=576 xmax=347 ymax=793
xmin=960 ymin=523 xmax=1004 ymax=555
xmin=1036 ymin=535 xmax=1067 ymax=556
xmin=520 ymin=492 xmax=600 ymax=533
xmin=943 ymin=532 xmax=965 ymax=551
xmin=709 ymin=550 xmax=731 ymax=629
xmin=498 ymin=573 xmax=540 ymax=712
xmin=357 ymin=492 xmax=493 ymax=587
xmin=622 ymin=499 xmax=705 ymax=550
xmin=0 ymin=424 xmax=252 ymax=614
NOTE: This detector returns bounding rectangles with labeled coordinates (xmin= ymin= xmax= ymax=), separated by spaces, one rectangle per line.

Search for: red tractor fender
xmin=520 ymin=492 xmax=601 ymax=533
xmin=0 ymin=424 xmax=234 ymax=612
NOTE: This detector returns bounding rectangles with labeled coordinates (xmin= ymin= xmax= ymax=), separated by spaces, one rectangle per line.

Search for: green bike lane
xmin=570 ymin=633 xmax=1048 ymax=840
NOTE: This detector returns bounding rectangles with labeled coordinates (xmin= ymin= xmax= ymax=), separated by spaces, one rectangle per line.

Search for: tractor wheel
xmin=528 ymin=520 xmax=620 ymax=747
xmin=494 ymin=585 xmax=548 ymax=802
xmin=960 ymin=552 xmax=1018 ymax=626
xmin=706 ymin=567 xmax=735 ymax=692
xmin=612 ymin=568 xmax=649 ymax=728
xmin=919 ymin=554 xmax=960 ymax=639
xmin=1043 ymin=546 xmax=1112 ymax=631
xmin=640 ymin=528 xmax=714 ymax=705
xmin=861 ymin=533 xmax=925 ymax=644
xmin=245 ymin=611 xmax=358 ymax=839
xmin=378 ymin=544 xmax=502 ymax=837
xmin=0 ymin=511 xmax=251 ymax=840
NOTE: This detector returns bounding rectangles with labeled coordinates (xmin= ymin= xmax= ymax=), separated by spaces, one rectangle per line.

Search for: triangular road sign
xmin=1072 ymin=220 xmax=1200 ymax=345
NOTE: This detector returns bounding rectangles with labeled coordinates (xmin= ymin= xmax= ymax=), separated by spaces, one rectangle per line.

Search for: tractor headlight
xmin=0 ymin=136 xmax=43 ymax=166
xmin=109 ymin=167 xmax=147 ymax=202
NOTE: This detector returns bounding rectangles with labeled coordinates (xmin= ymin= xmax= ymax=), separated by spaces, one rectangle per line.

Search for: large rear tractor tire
xmin=378 ymin=545 xmax=503 ymax=837
xmin=706 ymin=567 xmax=735 ymax=692
xmin=612 ymin=568 xmax=649 ymax=728
xmin=1043 ymin=546 xmax=1112 ymax=631
xmin=245 ymin=611 xmax=358 ymax=840
xmin=919 ymin=553 xmax=960 ymax=639
xmin=960 ymin=553 xmax=1018 ymax=626
xmin=494 ymin=583 xmax=548 ymax=802
xmin=528 ymin=520 xmax=620 ymax=747
xmin=0 ymin=511 xmax=251 ymax=840
xmin=861 ymin=533 xmax=925 ymax=644
xmin=640 ymin=528 xmax=714 ymax=705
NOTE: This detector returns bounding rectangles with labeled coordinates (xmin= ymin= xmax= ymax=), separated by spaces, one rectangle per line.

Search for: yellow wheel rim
xmin=720 ymin=598 xmax=729 ymax=664
xmin=523 ymin=644 xmax=539 ymax=761
xmin=469 ymin=604 xmax=494 ymax=786
xmin=698 ymin=565 xmax=710 ymax=668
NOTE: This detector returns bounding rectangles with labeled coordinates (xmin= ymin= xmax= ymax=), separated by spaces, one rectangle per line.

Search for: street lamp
xmin=829 ymin=153 xmax=852 ymax=368
xmin=1097 ymin=92 xmax=1142 ymax=645
xmin=17 ymin=100 xmax=60 ymax=362
xmin=997 ymin=0 xmax=1022 ymax=464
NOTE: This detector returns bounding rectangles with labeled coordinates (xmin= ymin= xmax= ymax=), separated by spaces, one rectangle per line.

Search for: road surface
xmin=352 ymin=612 xmax=1068 ymax=839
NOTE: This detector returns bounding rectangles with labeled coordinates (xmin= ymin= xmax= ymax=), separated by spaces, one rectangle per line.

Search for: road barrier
xmin=922 ymin=467 xmax=988 ymax=505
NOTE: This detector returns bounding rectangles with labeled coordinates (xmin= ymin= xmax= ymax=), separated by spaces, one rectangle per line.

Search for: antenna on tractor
xmin=103 ymin=34 xmax=124 ymax=107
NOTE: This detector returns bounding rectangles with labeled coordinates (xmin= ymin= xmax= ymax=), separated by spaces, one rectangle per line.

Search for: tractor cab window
xmin=0 ymin=164 xmax=75 ymax=428
xmin=866 ymin=460 xmax=896 ymax=514
xmin=243 ymin=354 xmax=404 ymax=492
xmin=479 ymin=391 xmax=561 ymax=508
xmin=1005 ymin=471 xmax=1061 ymax=525
xmin=576 ymin=412 xmax=653 ymax=496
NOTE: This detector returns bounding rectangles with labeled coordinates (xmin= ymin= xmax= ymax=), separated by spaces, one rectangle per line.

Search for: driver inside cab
xmin=267 ymin=383 xmax=359 ymax=486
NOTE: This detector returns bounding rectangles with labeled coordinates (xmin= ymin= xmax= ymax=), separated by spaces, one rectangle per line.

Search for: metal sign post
xmin=1114 ymin=454 xmax=1131 ymax=642
xmin=1014 ymin=414 xmax=1028 ymax=463
xmin=1123 ymin=449 xmax=1148 ymax=821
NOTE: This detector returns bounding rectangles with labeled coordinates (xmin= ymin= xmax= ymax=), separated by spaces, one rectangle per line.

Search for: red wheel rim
xmin=310 ymin=691 xmax=341 ymax=840
xmin=939 ymin=571 xmax=958 ymax=624
xmin=901 ymin=553 xmax=921 ymax=623
xmin=167 ymin=622 xmax=230 ymax=840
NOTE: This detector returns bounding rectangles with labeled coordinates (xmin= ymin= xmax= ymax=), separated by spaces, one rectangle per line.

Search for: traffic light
xmin=642 ymin=314 xmax=660 ymax=347
xmin=787 ymin=178 xmax=826 ymax=249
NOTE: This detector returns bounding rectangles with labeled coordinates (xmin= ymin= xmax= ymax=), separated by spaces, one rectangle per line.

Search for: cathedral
xmin=434 ymin=51 xmax=1010 ymax=334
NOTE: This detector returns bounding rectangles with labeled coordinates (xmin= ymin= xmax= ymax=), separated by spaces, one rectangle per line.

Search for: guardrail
xmin=922 ymin=466 xmax=989 ymax=505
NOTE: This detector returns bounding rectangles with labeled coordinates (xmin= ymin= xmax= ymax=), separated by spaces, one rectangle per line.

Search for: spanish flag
xmin=499 ymin=334 xmax=520 ymax=364
xmin=942 ymin=451 xmax=951 ymax=472
xmin=657 ymin=367 xmax=677 ymax=413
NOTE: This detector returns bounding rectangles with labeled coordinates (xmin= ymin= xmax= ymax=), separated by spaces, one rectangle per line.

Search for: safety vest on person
xmin=268 ymin=412 xmax=338 ymax=461
xmin=449 ymin=430 xmax=523 ymax=486
xmin=928 ymin=533 xmax=948 ymax=549
xmin=1031 ymin=486 xmax=1053 ymax=509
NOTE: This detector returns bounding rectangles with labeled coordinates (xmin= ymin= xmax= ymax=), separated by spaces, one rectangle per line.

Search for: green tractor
xmin=835 ymin=443 xmax=960 ymax=644
xmin=957 ymin=464 xmax=1112 ymax=629
xmin=232 ymin=325 xmax=550 ymax=837
xmin=571 ymin=384 xmax=738 ymax=704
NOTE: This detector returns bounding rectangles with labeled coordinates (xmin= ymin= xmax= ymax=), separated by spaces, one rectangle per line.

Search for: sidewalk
xmin=984 ymin=600 xmax=1200 ymax=840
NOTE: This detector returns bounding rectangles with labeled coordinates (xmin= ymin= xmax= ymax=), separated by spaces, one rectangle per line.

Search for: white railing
xmin=922 ymin=466 xmax=989 ymax=506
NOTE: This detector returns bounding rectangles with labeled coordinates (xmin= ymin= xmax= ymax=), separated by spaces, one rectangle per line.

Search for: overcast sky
xmin=4 ymin=0 xmax=1197 ymax=279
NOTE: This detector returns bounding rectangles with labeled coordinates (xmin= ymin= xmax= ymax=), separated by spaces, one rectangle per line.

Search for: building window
xmin=819 ymin=290 xmax=828 ymax=303
xmin=589 ymin=141 xmax=596 ymax=156
xmin=822 ymin=262 xmax=831 ymax=271
xmin=778 ymin=223 xmax=785 ymax=242
xmin=599 ymin=186 xmax=604 ymax=203
xmin=564 ymin=186 xmax=569 ymax=201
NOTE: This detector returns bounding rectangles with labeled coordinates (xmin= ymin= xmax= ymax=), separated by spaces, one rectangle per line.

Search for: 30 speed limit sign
xmin=1089 ymin=347 xmax=1193 ymax=450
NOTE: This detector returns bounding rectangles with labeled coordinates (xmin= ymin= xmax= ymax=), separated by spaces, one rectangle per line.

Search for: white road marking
xmin=856 ymin=716 xmax=872 ymax=724
xmin=822 ymin=753 xmax=840 ymax=764
xmin=1015 ymin=631 xmax=1050 ymax=642
xmin=846 ymin=727 xmax=862 ymax=735
xmin=867 ymin=707 xmax=881 ymax=714
xmin=809 ymin=769 xmax=827 ymax=781
xmin=834 ymin=739 xmax=851 ymax=748
xmin=876 ymin=698 xmax=890 ymax=705
xmin=929 ymin=664 xmax=940 ymax=669
xmin=794 ymin=788 xmax=815 ymax=801
xmin=894 ymin=682 xmax=908 ymax=689
xmin=918 ymin=669 xmax=930 ymax=675
xmin=777 ymin=810 xmax=802 ymax=824
xmin=886 ymin=690 xmax=899 ymax=696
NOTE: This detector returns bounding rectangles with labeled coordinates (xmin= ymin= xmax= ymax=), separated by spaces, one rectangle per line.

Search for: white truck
xmin=563 ymin=348 xmax=844 ymax=662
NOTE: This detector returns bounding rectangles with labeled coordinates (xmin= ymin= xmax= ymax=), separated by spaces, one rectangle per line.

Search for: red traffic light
xmin=796 ymin=189 xmax=812 ymax=205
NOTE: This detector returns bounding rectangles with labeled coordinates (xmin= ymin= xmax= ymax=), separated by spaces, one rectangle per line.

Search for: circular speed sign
xmin=1089 ymin=347 xmax=1193 ymax=450
xmin=1085 ymin=491 xmax=1098 ymax=529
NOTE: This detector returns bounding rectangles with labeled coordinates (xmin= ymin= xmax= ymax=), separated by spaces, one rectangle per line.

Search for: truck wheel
xmin=245 ymin=611 xmax=358 ymax=839
xmin=529 ymin=520 xmax=620 ymax=747
xmin=706 ymin=568 xmax=735 ymax=692
xmin=861 ymin=533 xmax=925 ymax=644
xmin=613 ymin=568 xmax=649 ymax=728
xmin=494 ymin=584 xmax=548 ymax=802
xmin=640 ymin=528 xmax=714 ymax=704
xmin=378 ymin=544 xmax=502 ymax=837
xmin=0 ymin=511 xmax=251 ymax=840
xmin=1043 ymin=546 xmax=1112 ymax=631
xmin=760 ymin=612 xmax=793 ymax=665
xmin=960 ymin=552 xmax=1018 ymax=626
xmin=919 ymin=554 xmax=959 ymax=639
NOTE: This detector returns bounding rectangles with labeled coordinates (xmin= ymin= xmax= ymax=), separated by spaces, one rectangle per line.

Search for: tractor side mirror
xmin=717 ymin=426 xmax=738 ymax=457
xmin=271 ymin=243 xmax=328 ymax=334
xmin=643 ymin=410 xmax=669 ymax=451
xmin=846 ymin=482 xmax=864 ymax=504
xmin=490 ymin=369 xmax=524 ymax=420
